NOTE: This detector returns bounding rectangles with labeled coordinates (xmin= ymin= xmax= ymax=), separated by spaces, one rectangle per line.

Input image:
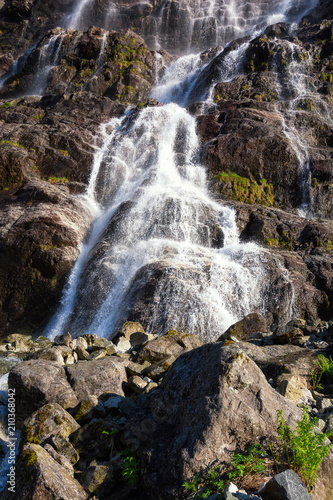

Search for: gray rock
xmin=259 ymin=469 xmax=311 ymax=499
xmin=65 ymin=357 xmax=127 ymax=401
xmin=9 ymin=360 xmax=78 ymax=426
xmin=127 ymin=343 xmax=301 ymax=498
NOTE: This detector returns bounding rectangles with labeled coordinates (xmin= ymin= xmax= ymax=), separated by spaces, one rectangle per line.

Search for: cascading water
xmin=274 ymin=40 xmax=333 ymax=217
xmin=31 ymin=33 xmax=65 ymax=96
xmin=44 ymin=0 xmax=322 ymax=342
xmin=47 ymin=96 xmax=265 ymax=341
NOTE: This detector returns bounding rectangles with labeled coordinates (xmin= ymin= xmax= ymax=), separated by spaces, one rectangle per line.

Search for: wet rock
xmin=9 ymin=360 xmax=78 ymax=426
xmin=65 ymin=357 xmax=127 ymax=401
xmin=259 ymin=469 xmax=311 ymax=499
xmin=0 ymin=443 xmax=88 ymax=500
xmin=218 ymin=312 xmax=267 ymax=341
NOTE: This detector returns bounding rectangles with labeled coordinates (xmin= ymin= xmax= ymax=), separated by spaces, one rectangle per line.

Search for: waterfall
xmin=274 ymin=40 xmax=332 ymax=217
xmin=31 ymin=33 xmax=64 ymax=96
xmin=46 ymin=42 xmax=269 ymax=342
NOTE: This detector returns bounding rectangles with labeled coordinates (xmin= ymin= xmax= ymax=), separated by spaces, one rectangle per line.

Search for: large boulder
xmin=125 ymin=343 xmax=303 ymax=499
xmin=8 ymin=360 xmax=78 ymax=426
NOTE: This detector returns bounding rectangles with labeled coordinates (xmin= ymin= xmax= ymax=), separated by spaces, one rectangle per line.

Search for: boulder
xmin=0 ymin=443 xmax=88 ymax=500
xmin=8 ymin=360 xmax=78 ymax=426
xmin=137 ymin=331 xmax=202 ymax=364
xmin=259 ymin=469 xmax=311 ymax=499
xmin=126 ymin=343 xmax=302 ymax=498
xmin=22 ymin=403 xmax=80 ymax=446
xmin=65 ymin=357 xmax=127 ymax=401
xmin=218 ymin=312 xmax=267 ymax=341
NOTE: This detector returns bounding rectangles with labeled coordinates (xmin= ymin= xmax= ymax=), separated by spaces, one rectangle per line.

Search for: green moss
xmin=22 ymin=449 xmax=37 ymax=467
xmin=0 ymin=139 xmax=25 ymax=148
xmin=214 ymin=171 xmax=274 ymax=206
xmin=47 ymin=176 xmax=69 ymax=184
xmin=320 ymin=72 xmax=333 ymax=83
xmin=264 ymin=237 xmax=279 ymax=247
xmin=1 ymin=101 xmax=13 ymax=109
xmin=59 ymin=149 xmax=69 ymax=157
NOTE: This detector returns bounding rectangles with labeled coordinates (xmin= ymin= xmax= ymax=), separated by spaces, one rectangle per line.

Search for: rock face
xmin=126 ymin=343 xmax=302 ymax=499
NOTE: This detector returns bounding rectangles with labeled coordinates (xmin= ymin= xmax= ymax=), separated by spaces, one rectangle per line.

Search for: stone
xmin=54 ymin=331 xmax=72 ymax=347
xmin=120 ymin=321 xmax=145 ymax=339
xmin=44 ymin=443 xmax=74 ymax=476
xmin=28 ymin=347 xmax=64 ymax=365
xmin=137 ymin=331 xmax=202 ymax=363
xmin=70 ymin=419 xmax=116 ymax=461
xmin=276 ymin=379 xmax=307 ymax=405
xmin=9 ymin=360 xmax=78 ymax=426
xmin=259 ymin=469 xmax=311 ymax=499
xmin=126 ymin=343 xmax=302 ymax=497
xmin=218 ymin=312 xmax=268 ymax=341
xmin=50 ymin=434 xmax=80 ymax=465
xmin=79 ymin=463 xmax=115 ymax=496
xmin=128 ymin=375 xmax=148 ymax=394
xmin=65 ymin=357 xmax=127 ymax=401
xmin=116 ymin=338 xmax=132 ymax=353
xmin=91 ymin=337 xmax=115 ymax=351
xmin=72 ymin=395 xmax=106 ymax=423
xmin=89 ymin=349 xmax=106 ymax=360
xmin=22 ymin=403 xmax=80 ymax=446
xmin=0 ymin=443 xmax=88 ymax=500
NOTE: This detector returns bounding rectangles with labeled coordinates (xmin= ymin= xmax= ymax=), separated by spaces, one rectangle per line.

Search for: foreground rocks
xmin=2 ymin=317 xmax=333 ymax=499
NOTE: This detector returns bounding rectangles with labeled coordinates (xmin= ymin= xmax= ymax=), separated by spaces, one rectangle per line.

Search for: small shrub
xmin=276 ymin=408 xmax=332 ymax=490
xmin=183 ymin=466 xmax=225 ymax=498
xmin=228 ymin=443 xmax=266 ymax=481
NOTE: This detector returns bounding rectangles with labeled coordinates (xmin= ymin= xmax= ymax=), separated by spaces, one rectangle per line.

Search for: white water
xmin=46 ymin=59 xmax=266 ymax=341
xmin=44 ymin=0 xmax=322 ymax=342
xmin=31 ymin=33 xmax=64 ymax=96
xmin=275 ymin=40 xmax=332 ymax=217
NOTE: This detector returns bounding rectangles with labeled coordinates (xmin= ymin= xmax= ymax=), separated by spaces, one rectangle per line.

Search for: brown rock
xmin=218 ymin=312 xmax=267 ymax=341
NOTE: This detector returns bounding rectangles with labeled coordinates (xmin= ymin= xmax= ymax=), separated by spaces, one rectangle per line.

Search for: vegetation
xmin=47 ymin=176 xmax=69 ymax=184
xmin=311 ymin=354 xmax=333 ymax=390
xmin=120 ymin=451 xmax=141 ymax=486
xmin=276 ymin=408 xmax=332 ymax=490
xmin=214 ymin=171 xmax=274 ymax=206
xmin=184 ymin=409 xmax=332 ymax=497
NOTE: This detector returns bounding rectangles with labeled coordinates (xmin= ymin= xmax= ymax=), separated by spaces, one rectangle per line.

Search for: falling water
xmin=31 ymin=33 xmax=64 ymax=96
xmin=46 ymin=42 xmax=268 ymax=342
xmin=275 ymin=40 xmax=332 ymax=217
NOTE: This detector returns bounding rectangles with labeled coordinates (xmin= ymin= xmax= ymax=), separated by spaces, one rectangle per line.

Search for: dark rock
xmin=0 ymin=443 xmax=88 ymax=500
xmin=218 ymin=312 xmax=267 ymax=341
xmin=259 ymin=469 xmax=311 ymax=499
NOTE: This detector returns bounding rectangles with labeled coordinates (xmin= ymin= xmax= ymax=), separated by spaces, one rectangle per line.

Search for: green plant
xmin=183 ymin=466 xmax=225 ymax=498
xmin=228 ymin=443 xmax=266 ymax=481
xmin=276 ymin=408 xmax=332 ymax=490
xmin=47 ymin=176 xmax=69 ymax=184
xmin=311 ymin=354 xmax=333 ymax=389
xmin=1 ymin=101 xmax=12 ymax=109
xmin=182 ymin=468 xmax=223 ymax=498
xmin=120 ymin=451 xmax=141 ymax=486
